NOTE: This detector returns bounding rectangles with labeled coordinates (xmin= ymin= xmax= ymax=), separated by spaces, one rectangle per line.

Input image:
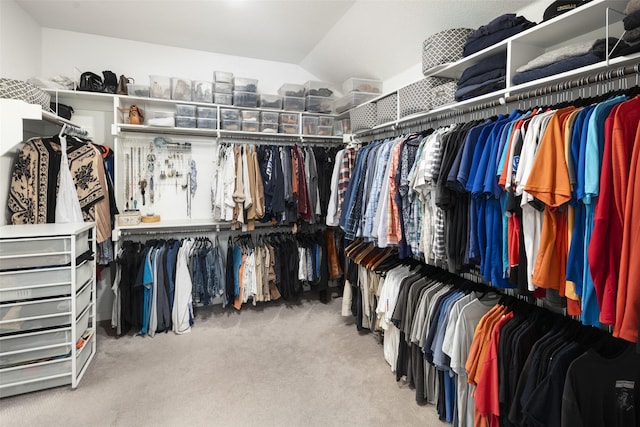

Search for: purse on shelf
xmin=117 ymin=75 xmax=134 ymax=95
xmin=50 ymin=102 xmax=74 ymax=120
xmin=102 ymin=70 xmax=118 ymax=94
xmin=129 ymin=105 xmax=144 ymax=125
xmin=78 ymin=72 xmax=103 ymax=92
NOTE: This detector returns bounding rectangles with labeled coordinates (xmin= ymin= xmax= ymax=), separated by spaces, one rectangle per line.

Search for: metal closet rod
xmin=357 ymin=62 xmax=640 ymax=138
xmin=217 ymin=137 xmax=339 ymax=147
xmin=118 ymin=223 xmax=295 ymax=236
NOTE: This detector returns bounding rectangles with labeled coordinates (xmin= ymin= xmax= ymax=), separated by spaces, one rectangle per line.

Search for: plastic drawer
xmin=0 ymin=374 xmax=70 ymax=398
xmin=176 ymin=104 xmax=196 ymax=117
xmin=260 ymin=112 xmax=279 ymax=124
xmin=342 ymin=78 xmax=383 ymax=94
xmin=279 ymin=113 xmax=299 ymax=125
xmin=304 ymin=80 xmax=336 ymax=97
xmin=306 ymin=95 xmax=334 ymax=113
xmin=260 ymin=94 xmax=282 ymax=109
xmin=0 ymin=231 xmax=89 ymax=267
xmin=196 ymin=107 xmax=216 ymax=119
xmin=317 ymin=126 xmax=333 ymax=136
xmin=260 ymin=123 xmax=278 ymax=133
xmin=171 ymin=78 xmax=192 ymax=101
xmin=127 ymin=84 xmax=149 ymax=98
xmin=302 ymin=117 xmax=318 ymax=135
xmin=197 ymin=118 xmax=217 ymax=129
xmin=149 ymin=75 xmax=171 ymax=99
xmin=0 ymin=357 xmax=71 ymax=387
xmin=176 ymin=116 xmax=196 ymax=128
xmin=0 ymin=328 xmax=72 ymax=368
xmin=0 ymin=297 xmax=71 ymax=335
xmin=220 ymin=108 xmax=240 ymax=121
xmin=242 ymin=121 xmax=259 ymax=132
xmin=233 ymin=91 xmax=258 ymax=108
xmin=221 ymin=120 xmax=241 ymax=131
xmin=283 ymin=96 xmax=305 ymax=112
xmin=233 ymin=77 xmax=258 ymax=93
xmin=279 ymin=124 xmax=298 ymax=134
xmin=192 ymin=81 xmax=213 ymax=103
xmin=0 ymin=260 xmax=91 ymax=302
xmin=318 ymin=116 xmax=334 ymax=127
xmin=278 ymin=83 xmax=305 ymax=97
xmin=241 ymin=110 xmax=259 ymax=122
xmin=214 ymin=93 xmax=232 ymax=105
xmin=214 ymin=82 xmax=233 ymax=94
xmin=214 ymin=71 xmax=233 ymax=83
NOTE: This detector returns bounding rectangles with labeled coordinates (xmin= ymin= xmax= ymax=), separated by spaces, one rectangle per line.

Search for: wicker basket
xmin=350 ymin=103 xmax=377 ymax=132
xmin=398 ymin=77 xmax=453 ymax=118
xmin=422 ymin=28 xmax=474 ymax=75
xmin=376 ymin=93 xmax=397 ymax=125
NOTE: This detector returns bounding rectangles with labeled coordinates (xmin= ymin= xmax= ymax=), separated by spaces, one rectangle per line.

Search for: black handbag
xmin=78 ymin=72 xmax=103 ymax=92
xmin=50 ymin=102 xmax=74 ymax=120
xmin=102 ymin=70 xmax=117 ymax=94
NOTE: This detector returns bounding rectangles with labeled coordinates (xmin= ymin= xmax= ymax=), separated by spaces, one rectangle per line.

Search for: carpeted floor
xmin=0 ymin=295 xmax=443 ymax=427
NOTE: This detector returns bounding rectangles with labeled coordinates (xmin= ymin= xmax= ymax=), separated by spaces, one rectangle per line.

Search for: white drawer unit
xmin=0 ymin=223 xmax=96 ymax=398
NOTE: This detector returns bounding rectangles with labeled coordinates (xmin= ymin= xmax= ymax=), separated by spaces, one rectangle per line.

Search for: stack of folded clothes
xmin=463 ymin=13 xmax=536 ymax=57
xmin=512 ymin=37 xmax=634 ymax=85
xmin=455 ymin=52 xmax=507 ymax=101
xmin=623 ymin=0 xmax=640 ymax=47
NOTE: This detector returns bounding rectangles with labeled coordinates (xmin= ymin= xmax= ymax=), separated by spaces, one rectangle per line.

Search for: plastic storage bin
xmin=260 ymin=94 xmax=282 ymax=109
xmin=220 ymin=108 xmax=240 ymax=121
xmin=233 ymin=77 xmax=258 ymax=93
xmin=279 ymin=124 xmax=298 ymax=134
xmin=306 ymin=96 xmax=334 ymax=113
xmin=126 ymin=84 xmax=149 ymax=98
xmin=283 ymin=96 xmax=305 ymax=111
xmin=304 ymin=80 xmax=336 ymax=97
xmin=279 ymin=113 xmax=299 ymax=125
xmin=260 ymin=123 xmax=278 ymax=133
xmin=242 ymin=121 xmax=259 ymax=132
xmin=333 ymin=120 xmax=344 ymax=136
xmin=221 ymin=120 xmax=241 ymax=131
xmin=176 ymin=104 xmax=196 ymax=117
xmin=196 ymin=107 xmax=216 ymax=119
xmin=197 ymin=118 xmax=217 ymax=129
xmin=176 ymin=116 xmax=196 ymax=128
xmin=342 ymin=78 xmax=383 ymax=94
xmin=278 ymin=83 xmax=305 ymax=97
xmin=335 ymin=92 xmax=378 ymax=113
xmin=260 ymin=112 xmax=279 ymax=123
xmin=149 ymin=75 xmax=171 ymax=99
xmin=171 ymin=78 xmax=192 ymax=101
xmin=317 ymin=126 xmax=333 ymax=136
xmin=318 ymin=116 xmax=334 ymax=127
xmin=192 ymin=81 xmax=213 ymax=103
xmin=302 ymin=116 xmax=318 ymax=135
xmin=233 ymin=91 xmax=258 ymax=108
xmin=241 ymin=110 xmax=259 ymax=122
xmin=214 ymin=82 xmax=233 ymax=94
xmin=214 ymin=93 xmax=233 ymax=105
xmin=214 ymin=71 xmax=233 ymax=83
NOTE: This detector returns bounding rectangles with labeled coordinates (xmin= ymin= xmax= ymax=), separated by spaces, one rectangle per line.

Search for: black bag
xmin=102 ymin=70 xmax=118 ymax=94
xmin=78 ymin=72 xmax=103 ymax=92
xmin=50 ymin=102 xmax=74 ymax=120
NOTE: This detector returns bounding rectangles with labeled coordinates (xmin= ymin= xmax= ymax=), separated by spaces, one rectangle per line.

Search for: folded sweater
xmin=512 ymin=53 xmax=601 ymax=85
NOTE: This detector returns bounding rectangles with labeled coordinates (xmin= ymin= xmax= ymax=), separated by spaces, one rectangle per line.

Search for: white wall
xmin=40 ymin=28 xmax=320 ymax=94
xmin=0 ymin=0 xmax=41 ymax=80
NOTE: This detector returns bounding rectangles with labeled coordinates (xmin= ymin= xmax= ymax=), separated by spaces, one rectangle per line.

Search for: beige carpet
xmin=0 ymin=295 xmax=444 ymax=427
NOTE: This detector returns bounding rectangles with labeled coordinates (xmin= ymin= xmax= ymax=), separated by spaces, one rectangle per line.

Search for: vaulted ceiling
xmin=15 ymin=0 xmax=539 ymax=84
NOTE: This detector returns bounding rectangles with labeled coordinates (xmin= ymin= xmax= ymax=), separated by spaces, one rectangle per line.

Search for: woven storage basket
xmin=430 ymin=81 xmax=458 ymax=109
xmin=398 ymin=77 xmax=452 ymax=118
xmin=350 ymin=103 xmax=377 ymax=131
xmin=376 ymin=93 xmax=397 ymax=125
xmin=422 ymin=28 xmax=474 ymax=75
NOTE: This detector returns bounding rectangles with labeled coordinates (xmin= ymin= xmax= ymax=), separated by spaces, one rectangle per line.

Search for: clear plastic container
xmin=260 ymin=123 xmax=278 ymax=133
xmin=305 ymin=96 xmax=334 ymax=113
xmin=278 ymin=83 xmax=305 ymax=97
xmin=260 ymin=111 xmax=279 ymax=124
xmin=214 ymin=82 xmax=233 ymax=94
xmin=233 ymin=77 xmax=258 ymax=93
xmin=302 ymin=116 xmax=319 ymax=135
xmin=197 ymin=106 xmax=216 ymax=119
xmin=335 ymin=92 xmax=378 ymax=113
xmin=317 ymin=126 xmax=333 ymax=136
xmin=318 ymin=116 xmax=334 ymax=127
xmin=197 ymin=118 xmax=217 ymax=129
xmin=149 ymin=75 xmax=171 ymax=99
xmin=214 ymin=93 xmax=233 ymax=105
xmin=233 ymin=91 xmax=258 ymax=108
xmin=220 ymin=108 xmax=240 ymax=121
xmin=242 ymin=121 xmax=259 ymax=132
xmin=214 ymin=71 xmax=233 ymax=83
xmin=342 ymin=78 xmax=383 ymax=94
xmin=126 ymin=84 xmax=149 ymax=98
xmin=241 ymin=110 xmax=259 ymax=122
xmin=171 ymin=78 xmax=192 ymax=101
xmin=279 ymin=124 xmax=298 ymax=134
xmin=283 ymin=96 xmax=305 ymax=112
xmin=279 ymin=113 xmax=299 ymax=125
xmin=192 ymin=81 xmax=213 ymax=103
xmin=221 ymin=120 xmax=241 ymax=131
xmin=259 ymin=94 xmax=282 ymax=109
xmin=176 ymin=116 xmax=196 ymax=128
xmin=333 ymin=120 xmax=344 ymax=136
xmin=176 ymin=104 xmax=196 ymax=117
xmin=304 ymin=80 xmax=336 ymax=97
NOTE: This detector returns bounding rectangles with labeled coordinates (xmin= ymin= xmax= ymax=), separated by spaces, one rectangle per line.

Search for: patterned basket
xmin=430 ymin=81 xmax=458 ymax=109
xmin=350 ymin=103 xmax=377 ymax=132
xmin=422 ymin=28 xmax=474 ymax=75
xmin=398 ymin=77 xmax=452 ymax=118
xmin=376 ymin=93 xmax=397 ymax=125
xmin=0 ymin=78 xmax=51 ymax=112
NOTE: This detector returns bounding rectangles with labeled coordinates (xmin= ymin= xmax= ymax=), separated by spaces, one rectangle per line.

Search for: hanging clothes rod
xmin=356 ymin=61 xmax=640 ymax=138
xmin=117 ymin=222 xmax=295 ymax=237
